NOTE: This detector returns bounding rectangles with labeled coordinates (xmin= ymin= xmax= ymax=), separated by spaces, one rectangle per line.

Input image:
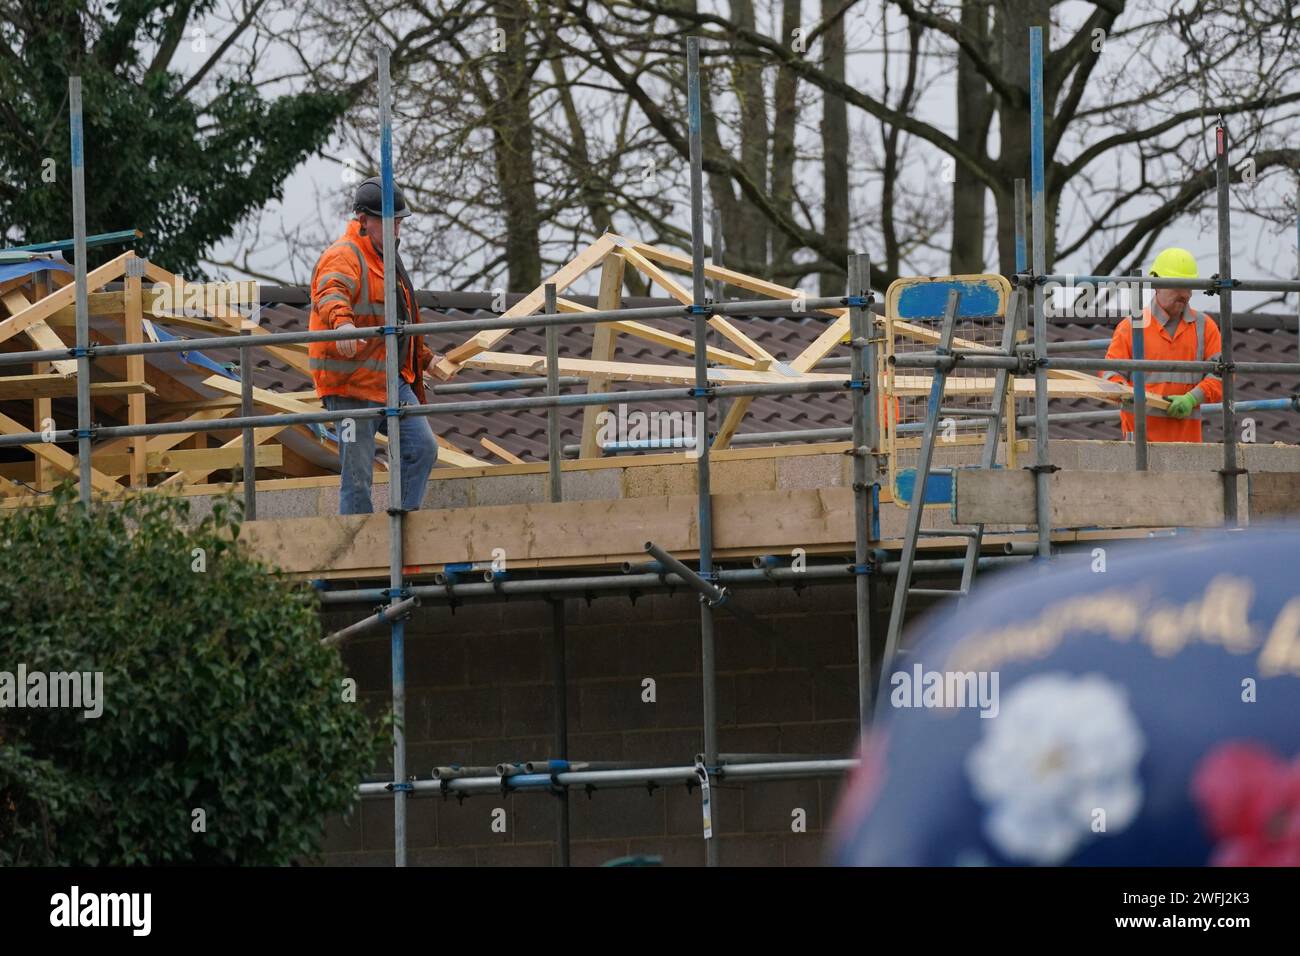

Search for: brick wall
xmin=312 ymin=579 xmax=888 ymax=867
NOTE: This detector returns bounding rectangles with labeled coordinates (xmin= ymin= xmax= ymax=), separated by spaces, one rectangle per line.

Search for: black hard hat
xmin=353 ymin=176 xmax=412 ymax=219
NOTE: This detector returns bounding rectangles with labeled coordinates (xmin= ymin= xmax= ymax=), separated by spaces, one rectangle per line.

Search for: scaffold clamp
xmin=844 ymin=294 xmax=872 ymax=307
xmin=693 ymin=760 xmax=714 ymax=840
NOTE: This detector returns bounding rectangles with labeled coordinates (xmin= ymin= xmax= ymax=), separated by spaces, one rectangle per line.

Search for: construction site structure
xmin=5 ymin=29 xmax=1300 ymax=865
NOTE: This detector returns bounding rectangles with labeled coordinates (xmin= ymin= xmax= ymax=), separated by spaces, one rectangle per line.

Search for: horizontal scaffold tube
xmin=356 ymin=758 xmax=859 ymax=797
xmin=892 ymin=351 xmax=1300 ymax=376
xmin=0 ymin=294 xmax=858 ymax=369
xmin=1025 ymin=274 xmax=1300 ymax=294
xmin=316 ymin=557 xmax=1032 ymax=606
xmin=1015 ymin=396 xmax=1300 ymax=428
xmin=0 ymin=380 xmax=853 ymax=449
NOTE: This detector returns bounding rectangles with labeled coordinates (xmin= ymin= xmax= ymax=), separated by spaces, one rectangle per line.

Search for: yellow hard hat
xmin=1150 ymin=247 xmax=1199 ymax=279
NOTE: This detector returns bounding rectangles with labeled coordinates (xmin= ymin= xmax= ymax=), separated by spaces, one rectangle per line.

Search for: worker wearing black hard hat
xmin=307 ymin=176 xmax=442 ymax=515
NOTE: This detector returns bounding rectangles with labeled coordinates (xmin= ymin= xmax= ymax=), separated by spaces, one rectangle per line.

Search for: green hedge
xmin=0 ymin=487 xmax=384 ymax=865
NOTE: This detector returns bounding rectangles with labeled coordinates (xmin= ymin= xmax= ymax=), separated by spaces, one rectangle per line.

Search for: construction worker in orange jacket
xmin=310 ymin=177 xmax=441 ymax=514
xmin=1101 ymin=247 xmax=1223 ymax=443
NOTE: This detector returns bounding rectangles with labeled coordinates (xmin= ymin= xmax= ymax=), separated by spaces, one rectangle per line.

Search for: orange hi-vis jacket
xmin=1101 ymin=303 xmax=1223 ymax=442
xmin=309 ymin=220 xmax=432 ymax=404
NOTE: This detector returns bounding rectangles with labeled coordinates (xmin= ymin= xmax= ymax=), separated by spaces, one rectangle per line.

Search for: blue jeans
xmin=324 ymin=381 xmax=438 ymax=515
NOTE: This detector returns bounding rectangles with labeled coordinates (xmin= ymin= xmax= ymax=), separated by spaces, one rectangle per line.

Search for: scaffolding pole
xmin=69 ymin=76 xmax=91 ymax=507
xmin=1216 ymin=120 xmax=1240 ymax=526
xmin=377 ymin=47 xmax=409 ymax=868
xmin=847 ymin=253 xmax=873 ymax=725
xmin=687 ymin=36 xmax=719 ymax=868
xmin=1029 ymin=26 xmax=1051 ymax=561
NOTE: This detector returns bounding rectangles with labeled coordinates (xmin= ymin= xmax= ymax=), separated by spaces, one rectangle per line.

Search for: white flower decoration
xmin=966 ymin=673 xmax=1144 ymax=864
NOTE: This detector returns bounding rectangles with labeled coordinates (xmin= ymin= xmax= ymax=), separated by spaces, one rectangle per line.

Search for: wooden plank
xmin=436 ymin=234 xmax=619 ymax=379
xmin=125 ymin=274 xmax=147 ymax=487
xmin=44 ymin=292 xmax=128 ymax=325
xmin=1248 ymin=472 xmax=1300 ymax=519
xmin=631 ymin=241 xmax=841 ymax=312
xmin=433 ymin=435 xmax=480 ymax=469
xmin=617 ymin=243 xmax=776 ymax=365
xmin=201 ymin=374 xmax=320 ymax=415
xmin=159 ymin=425 xmax=287 ymax=487
xmin=579 ymin=254 xmax=626 ymax=459
xmin=479 ymin=437 xmax=525 ymax=465
xmin=0 ymin=409 xmax=121 ymax=494
xmin=0 ymin=252 xmax=131 ymax=348
xmin=240 ymin=485 xmax=856 ymax=576
xmin=95 ymin=444 xmax=283 ymax=478
xmin=152 ymin=391 xmax=319 ymax=414
xmin=0 ymin=376 xmax=152 ymax=400
xmin=463 ymin=351 xmax=840 ymax=387
xmin=31 ymin=361 xmax=53 ymax=491
xmin=1 ymin=290 xmax=78 ymax=376
xmin=954 ymin=469 xmax=1225 ymax=528
xmin=557 ymin=295 xmax=759 ymax=371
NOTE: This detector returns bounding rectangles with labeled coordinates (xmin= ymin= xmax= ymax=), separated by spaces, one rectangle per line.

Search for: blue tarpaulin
xmin=0 ymin=259 xmax=72 ymax=284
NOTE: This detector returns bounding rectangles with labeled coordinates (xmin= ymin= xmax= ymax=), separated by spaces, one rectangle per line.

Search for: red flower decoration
xmin=1192 ymin=741 xmax=1300 ymax=866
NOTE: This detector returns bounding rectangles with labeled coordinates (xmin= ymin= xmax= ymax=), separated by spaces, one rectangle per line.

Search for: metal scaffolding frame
xmin=46 ymin=29 xmax=1300 ymax=867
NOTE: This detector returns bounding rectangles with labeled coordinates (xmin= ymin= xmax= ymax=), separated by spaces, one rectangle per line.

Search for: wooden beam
xmin=579 ymin=254 xmax=626 ymax=459
xmin=435 ymin=436 xmax=484 ymax=469
xmin=0 ymin=252 xmax=131 ymax=348
xmin=0 ymin=409 xmax=121 ymax=494
xmin=631 ymin=241 xmax=841 ymax=313
xmin=0 ymin=375 xmax=153 ymax=400
xmin=31 ymin=362 xmax=53 ymax=491
xmin=44 ymin=292 xmax=128 ymax=325
xmin=1 ymin=290 xmax=78 ymax=376
xmin=94 ymin=444 xmax=283 ymax=478
xmin=152 ymin=390 xmax=319 ymax=414
xmin=436 ymin=235 xmax=618 ymax=379
xmin=125 ymin=274 xmax=146 ymax=487
xmin=201 ymin=374 xmax=320 ymax=416
xmin=159 ymin=424 xmax=287 ymax=487
xmin=953 ymin=469 xmax=1225 ymax=527
xmin=462 ymin=351 xmax=840 ymax=387
xmin=556 ymin=295 xmax=760 ymax=371
xmin=479 ymin=436 xmax=525 ymax=464
xmin=617 ymin=242 xmax=777 ymax=366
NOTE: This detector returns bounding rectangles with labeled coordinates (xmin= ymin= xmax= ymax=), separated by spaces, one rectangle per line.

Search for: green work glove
xmin=1166 ymin=393 xmax=1200 ymax=419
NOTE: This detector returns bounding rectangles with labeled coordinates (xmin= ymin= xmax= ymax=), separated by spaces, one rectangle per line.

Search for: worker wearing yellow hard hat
xmin=1100 ymin=247 xmax=1223 ymax=442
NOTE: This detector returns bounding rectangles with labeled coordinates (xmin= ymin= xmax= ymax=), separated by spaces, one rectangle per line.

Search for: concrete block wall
xmin=311 ymin=581 xmax=871 ymax=867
